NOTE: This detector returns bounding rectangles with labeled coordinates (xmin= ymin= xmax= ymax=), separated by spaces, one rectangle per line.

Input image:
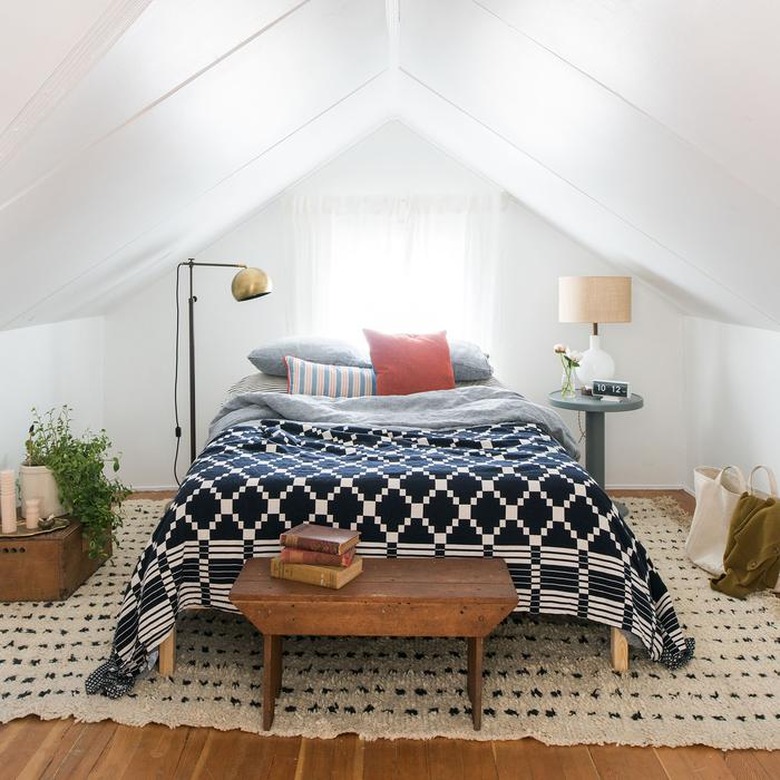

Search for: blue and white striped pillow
xmin=285 ymin=355 xmax=376 ymax=398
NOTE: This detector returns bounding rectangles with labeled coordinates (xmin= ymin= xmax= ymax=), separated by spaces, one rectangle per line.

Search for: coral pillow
xmin=363 ymin=329 xmax=455 ymax=395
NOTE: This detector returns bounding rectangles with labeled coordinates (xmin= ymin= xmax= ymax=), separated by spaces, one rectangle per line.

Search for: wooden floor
xmin=2 ymin=490 xmax=778 ymax=779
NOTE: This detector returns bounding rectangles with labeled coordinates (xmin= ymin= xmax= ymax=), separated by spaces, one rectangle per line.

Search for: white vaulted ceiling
xmin=1 ymin=0 xmax=779 ymax=330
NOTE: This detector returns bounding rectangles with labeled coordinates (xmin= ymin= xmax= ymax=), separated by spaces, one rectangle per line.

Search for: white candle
xmin=0 ymin=469 xmax=14 ymax=493
xmin=25 ymin=498 xmax=40 ymax=530
xmin=1 ymin=493 xmax=17 ymax=534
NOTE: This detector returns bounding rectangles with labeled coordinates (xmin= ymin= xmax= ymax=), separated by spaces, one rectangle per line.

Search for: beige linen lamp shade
xmin=558 ymin=276 xmax=631 ymax=335
xmin=558 ymin=276 xmax=632 ymax=386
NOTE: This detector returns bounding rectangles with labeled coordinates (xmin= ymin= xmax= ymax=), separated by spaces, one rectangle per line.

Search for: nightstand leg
xmin=584 ymin=411 xmax=605 ymax=487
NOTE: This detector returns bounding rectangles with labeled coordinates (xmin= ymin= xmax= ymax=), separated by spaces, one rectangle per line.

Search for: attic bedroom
xmin=0 ymin=1 xmax=778 ymax=777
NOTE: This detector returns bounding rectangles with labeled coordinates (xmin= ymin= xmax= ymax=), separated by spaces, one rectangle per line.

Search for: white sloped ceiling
xmin=1 ymin=0 xmax=779 ymax=330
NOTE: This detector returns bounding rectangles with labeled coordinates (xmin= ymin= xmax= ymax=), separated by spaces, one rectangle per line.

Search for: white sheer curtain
xmin=288 ymin=193 xmax=503 ymax=350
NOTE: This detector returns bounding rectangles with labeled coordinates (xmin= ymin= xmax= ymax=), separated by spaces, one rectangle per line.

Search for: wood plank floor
xmin=2 ymin=490 xmax=777 ymax=779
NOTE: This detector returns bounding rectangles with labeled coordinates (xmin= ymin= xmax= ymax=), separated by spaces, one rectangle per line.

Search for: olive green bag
xmin=710 ymin=466 xmax=780 ymax=599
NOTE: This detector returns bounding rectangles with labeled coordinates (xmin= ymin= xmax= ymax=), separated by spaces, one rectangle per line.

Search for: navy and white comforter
xmin=87 ymin=386 xmax=693 ymax=698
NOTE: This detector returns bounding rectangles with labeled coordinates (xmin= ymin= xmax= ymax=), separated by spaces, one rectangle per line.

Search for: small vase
xmin=19 ymin=465 xmax=64 ymax=518
xmin=560 ymin=368 xmax=576 ymax=399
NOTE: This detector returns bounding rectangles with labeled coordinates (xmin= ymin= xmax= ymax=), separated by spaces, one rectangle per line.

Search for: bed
xmin=86 ymin=340 xmax=694 ymax=699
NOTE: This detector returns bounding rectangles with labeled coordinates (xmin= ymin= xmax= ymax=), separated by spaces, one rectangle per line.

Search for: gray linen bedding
xmin=208 ymin=382 xmax=580 ymax=459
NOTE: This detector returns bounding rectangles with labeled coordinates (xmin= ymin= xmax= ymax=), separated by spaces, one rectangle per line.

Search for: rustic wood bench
xmin=228 ymin=556 xmax=518 ymax=730
xmin=156 ymin=597 xmax=631 ymax=685
xmin=157 ymin=570 xmax=631 ymax=685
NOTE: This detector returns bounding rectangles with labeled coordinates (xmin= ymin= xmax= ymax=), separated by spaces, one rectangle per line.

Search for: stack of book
xmin=270 ymin=522 xmax=362 ymax=589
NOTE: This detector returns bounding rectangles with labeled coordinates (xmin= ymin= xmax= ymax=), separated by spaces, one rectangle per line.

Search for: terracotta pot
xmin=19 ymin=465 xmax=64 ymax=518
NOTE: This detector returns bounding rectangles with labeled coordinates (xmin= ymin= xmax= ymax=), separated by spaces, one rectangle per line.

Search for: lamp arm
xmin=177 ymin=260 xmax=247 ymax=271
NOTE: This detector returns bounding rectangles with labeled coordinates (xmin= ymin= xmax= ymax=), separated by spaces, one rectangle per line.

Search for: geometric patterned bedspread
xmin=86 ymin=420 xmax=694 ymax=698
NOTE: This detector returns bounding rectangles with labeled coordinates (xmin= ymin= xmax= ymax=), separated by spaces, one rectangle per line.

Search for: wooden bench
xmin=228 ymin=556 xmax=518 ymax=730
xmin=157 ymin=571 xmax=631 ymax=684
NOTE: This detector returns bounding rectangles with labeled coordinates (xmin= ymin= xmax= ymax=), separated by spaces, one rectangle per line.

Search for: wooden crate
xmin=0 ymin=519 xmax=107 ymax=601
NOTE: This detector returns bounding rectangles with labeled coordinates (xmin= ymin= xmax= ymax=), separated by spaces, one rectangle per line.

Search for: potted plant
xmin=22 ymin=406 xmax=131 ymax=558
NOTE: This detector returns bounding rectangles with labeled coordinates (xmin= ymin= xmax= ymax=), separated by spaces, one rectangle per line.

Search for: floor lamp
xmin=175 ymin=259 xmax=272 ymax=477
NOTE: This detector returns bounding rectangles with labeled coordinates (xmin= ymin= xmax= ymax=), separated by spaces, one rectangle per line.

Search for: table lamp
xmin=558 ymin=276 xmax=631 ymax=387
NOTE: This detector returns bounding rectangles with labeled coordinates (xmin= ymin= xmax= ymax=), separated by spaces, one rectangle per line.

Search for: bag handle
xmin=748 ymin=465 xmax=778 ymax=497
xmin=717 ymin=465 xmax=746 ymax=492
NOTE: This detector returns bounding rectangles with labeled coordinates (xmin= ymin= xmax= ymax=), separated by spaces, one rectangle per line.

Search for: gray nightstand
xmin=548 ymin=390 xmax=644 ymax=492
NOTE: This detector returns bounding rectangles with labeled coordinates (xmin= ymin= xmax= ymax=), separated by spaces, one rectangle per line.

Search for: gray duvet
xmin=208 ymin=385 xmax=580 ymax=459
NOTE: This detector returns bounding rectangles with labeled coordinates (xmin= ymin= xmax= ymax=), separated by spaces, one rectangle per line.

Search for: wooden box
xmin=0 ymin=519 xmax=107 ymax=601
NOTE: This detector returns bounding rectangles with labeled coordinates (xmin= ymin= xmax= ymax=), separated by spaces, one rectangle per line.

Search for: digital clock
xmin=591 ymin=380 xmax=630 ymax=400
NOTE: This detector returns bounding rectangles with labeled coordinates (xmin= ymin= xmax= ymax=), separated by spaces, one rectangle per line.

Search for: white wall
xmin=0 ymin=317 xmax=105 ymax=476
xmin=102 ymin=216 xmax=289 ymax=489
xmin=104 ymin=121 xmax=687 ymax=489
xmin=684 ymin=317 xmax=780 ymax=493
xmin=493 ymin=203 xmax=687 ymax=489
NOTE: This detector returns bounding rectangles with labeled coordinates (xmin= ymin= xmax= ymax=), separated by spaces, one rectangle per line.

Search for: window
xmin=289 ymin=194 xmax=502 ymax=348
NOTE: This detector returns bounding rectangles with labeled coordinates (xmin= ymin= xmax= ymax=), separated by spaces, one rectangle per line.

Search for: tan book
xmin=270 ymin=555 xmax=363 ymax=590
xmin=279 ymin=522 xmax=360 ymax=556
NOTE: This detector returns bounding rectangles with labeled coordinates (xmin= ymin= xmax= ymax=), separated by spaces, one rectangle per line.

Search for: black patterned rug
xmin=1 ymin=498 xmax=778 ymax=747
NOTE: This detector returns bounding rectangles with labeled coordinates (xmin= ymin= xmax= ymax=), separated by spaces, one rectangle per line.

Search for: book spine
xmin=269 ymin=557 xmax=345 ymax=589
xmin=279 ymin=547 xmax=355 ymax=567
xmin=270 ymin=556 xmax=362 ymax=589
xmin=278 ymin=534 xmax=352 ymax=555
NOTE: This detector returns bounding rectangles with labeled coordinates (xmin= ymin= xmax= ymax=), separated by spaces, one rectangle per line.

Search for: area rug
xmin=1 ymin=498 xmax=778 ymax=748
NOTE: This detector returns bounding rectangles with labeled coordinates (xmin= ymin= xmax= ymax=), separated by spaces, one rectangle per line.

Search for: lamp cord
xmin=577 ymin=411 xmax=587 ymax=444
xmin=173 ymin=267 xmax=183 ymax=486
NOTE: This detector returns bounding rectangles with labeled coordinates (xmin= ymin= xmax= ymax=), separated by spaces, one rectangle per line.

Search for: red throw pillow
xmin=363 ymin=329 xmax=455 ymax=395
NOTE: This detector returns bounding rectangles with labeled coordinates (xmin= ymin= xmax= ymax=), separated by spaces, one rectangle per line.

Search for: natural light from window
xmin=289 ymin=194 xmax=501 ymax=348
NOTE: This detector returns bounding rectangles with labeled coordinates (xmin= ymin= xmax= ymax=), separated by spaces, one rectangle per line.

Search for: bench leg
xmin=262 ymin=633 xmax=283 ymax=730
xmin=611 ymin=627 xmax=629 ymax=671
xmin=466 ymin=636 xmax=484 ymax=730
xmin=158 ymin=627 xmax=176 ymax=676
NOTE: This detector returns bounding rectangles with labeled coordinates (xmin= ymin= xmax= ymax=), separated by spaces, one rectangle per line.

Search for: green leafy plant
xmin=25 ymin=406 xmax=130 ymax=559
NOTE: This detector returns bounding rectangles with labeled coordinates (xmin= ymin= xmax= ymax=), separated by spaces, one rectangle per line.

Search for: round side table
xmin=548 ymin=390 xmax=644 ymax=499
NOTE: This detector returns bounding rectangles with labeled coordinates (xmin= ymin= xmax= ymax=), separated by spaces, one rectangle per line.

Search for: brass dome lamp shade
xmin=175 ymin=259 xmax=272 ymax=479
xmin=231 ymin=266 xmax=272 ymax=301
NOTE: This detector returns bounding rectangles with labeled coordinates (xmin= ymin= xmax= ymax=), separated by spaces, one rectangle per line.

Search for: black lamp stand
xmin=179 ymin=259 xmax=248 ymax=463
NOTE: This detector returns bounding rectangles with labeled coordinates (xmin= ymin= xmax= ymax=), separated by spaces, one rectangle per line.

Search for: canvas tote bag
xmin=686 ymin=465 xmax=746 ymax=575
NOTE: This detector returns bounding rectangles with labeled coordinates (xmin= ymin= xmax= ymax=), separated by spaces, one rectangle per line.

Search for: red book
xmin=279 ymin=522 xmax=360 ymax=555
xmin=279 ymin=546 xmax=356 ymax=567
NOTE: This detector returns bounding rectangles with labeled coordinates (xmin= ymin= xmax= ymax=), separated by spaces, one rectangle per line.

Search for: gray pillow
xmin=248 ymin=335 xmax=493 ymax=381
xmin=448 ymin=339 xmax=494 ymax=381
xmin=248 ymin=336 xmax=371 ymax=376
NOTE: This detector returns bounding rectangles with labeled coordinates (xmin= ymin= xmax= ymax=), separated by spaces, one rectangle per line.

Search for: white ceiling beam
xmin=0 ymin=0 xmax=313 ymax=209
xmin=0 ymin=0 xmax=388 ymax=329
xmin=394 ymin=72 xmax=778 ymax=330
xmin=400 ymin=0 xmax=780 ymax=327
xmin=0 ymin=0 xmax=153 ymax=164
xmin=477 ymin=0 xmax=780 ymax=208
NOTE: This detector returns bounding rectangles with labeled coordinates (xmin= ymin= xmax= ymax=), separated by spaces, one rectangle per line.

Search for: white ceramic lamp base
xmin=575 ymin=335 xmax=615 ymax=388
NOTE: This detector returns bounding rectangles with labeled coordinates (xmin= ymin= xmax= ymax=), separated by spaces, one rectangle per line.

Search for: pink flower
xmin=554 ymin=344 xmax=581 ymax=368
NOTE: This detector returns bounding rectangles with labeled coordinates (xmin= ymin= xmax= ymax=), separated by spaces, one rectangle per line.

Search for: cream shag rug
xmin=1 ymin=498 xmax=778 ymax=748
